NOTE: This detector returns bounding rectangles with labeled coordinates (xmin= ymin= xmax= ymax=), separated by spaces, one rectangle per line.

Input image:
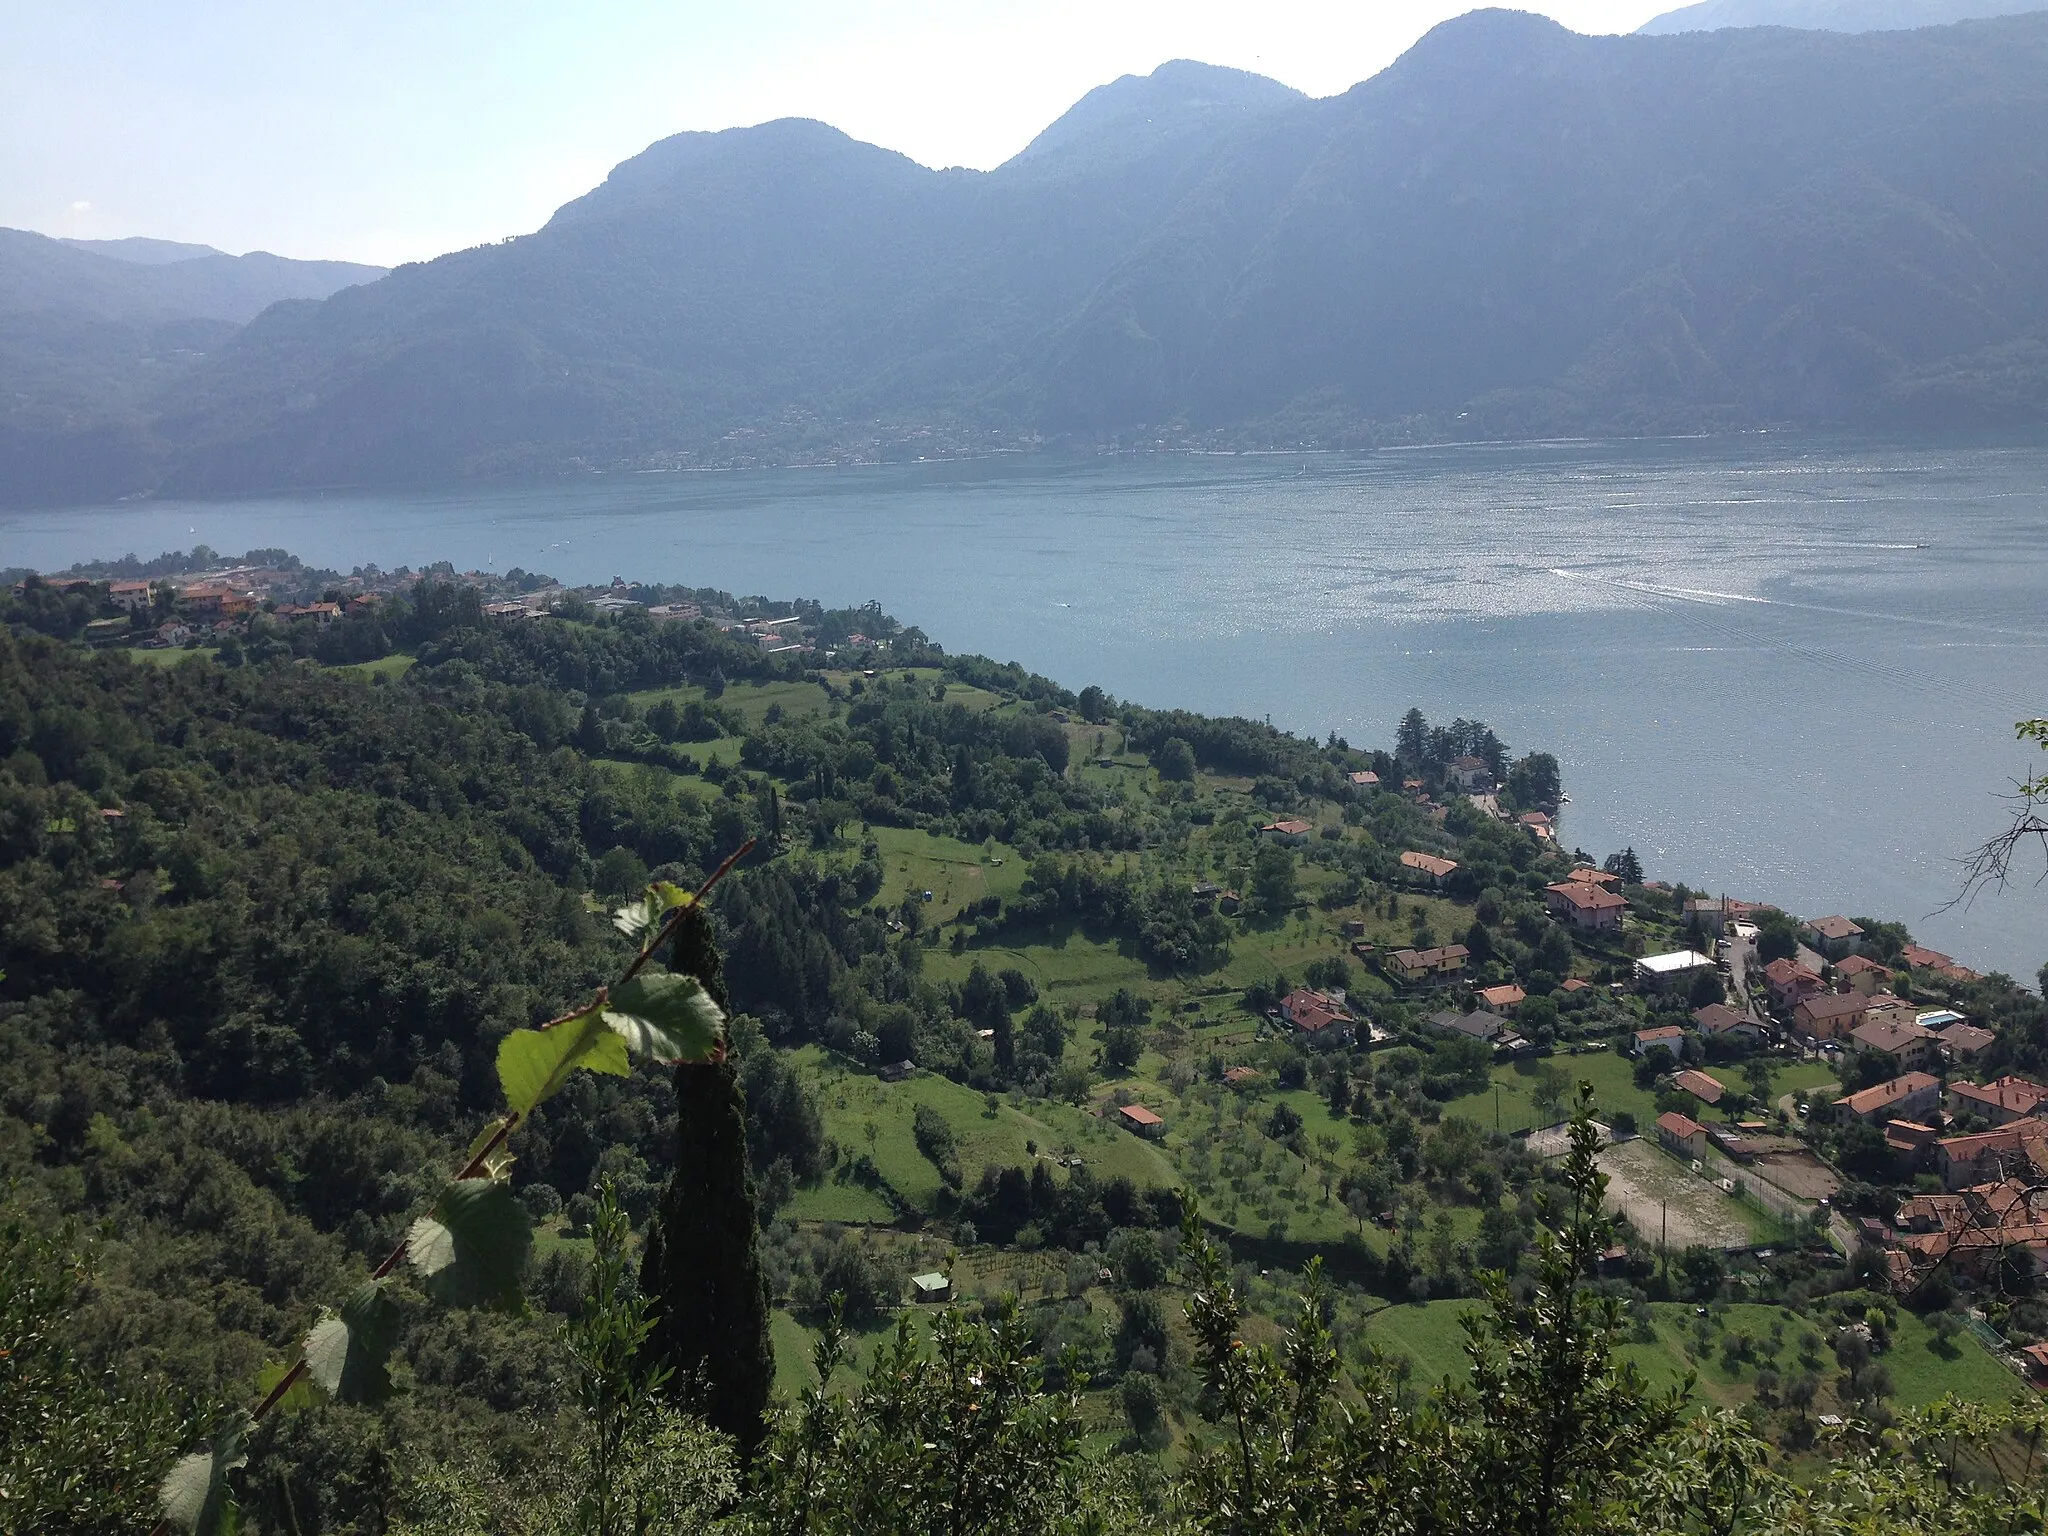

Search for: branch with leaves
xmin=1953 ymin=717 xmax=2048 ymax=902
xmin=156 ymin=843 xmax=752 ymax=1536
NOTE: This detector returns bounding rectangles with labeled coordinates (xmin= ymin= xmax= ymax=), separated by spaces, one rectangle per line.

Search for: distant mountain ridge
xmin=1639 ymin=0 xmax=2046 ymax=33
xmin=9 ymin=9 xmax=2048 ymax=504
xmin=60 ymin=235 xmax=230 ymax=264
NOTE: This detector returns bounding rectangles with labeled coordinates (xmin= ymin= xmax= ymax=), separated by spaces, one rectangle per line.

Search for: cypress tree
xmin=641 ymin=903 xmax=774 ymax=1458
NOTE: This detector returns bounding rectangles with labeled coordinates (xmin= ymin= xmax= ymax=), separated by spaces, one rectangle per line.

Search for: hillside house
xmin=1794 ymin=991 xmax=1872 ymax=1040
xmin=1632 ymin=1024 xmax=1686 ymax=1060
xmin=181 ymin=585 xmax=256 ymax=618
xmin=1949 ymin=1075 xmax=2048 ymax=1128
xmin=1936 ymin=1020 xmax=1997 ymax=1060
xmin=1448 ymin=755 xmax=1493 ymax=792
xmin=1657 ymin=1111 xmax=1708 ymax=1160
xmin=1849 ymin=1017 xmax=1941 ymax=1075
xmin=1633 ymin=950 xmax=1714 ymax=993
xmin=1836 ymin=954 xmax=1892 ymax=995
xmin=1118 ymin=1103 xmax=1166 ymax=1139
xmin=1260 ymin=819 xmax=1313 ymax=843
xmin=1691 ymin=1002 xmax=1766 ymax=1045
xmin=1544 ymin=880 xmax=1626 ymax=932
xmin=911 ymin=1272 xmax=953 ymax=1302
xmin=1476 ymin=984 xmax=1525 ymax=1013
xmin=1764 ymin=958 xmax=1824 ymax=1012
xmin=1348 ymin=770 xmax=1380 ymax=788
xmin=1674 ymin=1068 xmax=1727 ymax=1107
xmin=1565 ymin=866 xmax=1622 ymax=887
xmin=1399 ymin=850 xmax=1458 ymax=885
xmin=1834 ymin=1071 xmax=1941 ymax=1126
xmin=108 ymin=579 xmax=153 ymax=613
xmin=1385 ymin=943 xmax=1469 ymax=985
xmin=1801 ymin=915 xmax=1865 ymax=959
xmin=1427 ymin=1009 xmax=1512 ymax=1047
xmin=1280 ymin=987 xmax=1354 ymax=1041
xmin=1517 ymin=810 xmax=1554 ymax=839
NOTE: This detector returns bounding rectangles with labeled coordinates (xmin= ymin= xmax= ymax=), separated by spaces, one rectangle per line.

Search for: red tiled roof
xmin=1262 ymin=818 xmax=1313 ymax=836
xmin=1797 ymin=992 xmax=1869 ymax=1022
xmin=1850 ymin=1018 xmax=1937 ymax=1055
xmin=1119 ymin=1104 xmax=1163 ymax=1127
xmin=1478 ymin=984 xmax=1525 ymax=1009
xmin=1838 ymin=954 xmax=1890 ymax=977
xmin=1560 ymin=978 xmax=1592 ymax=993
xmin=1567 ymin=867 xmax=1621 ymax=885
xmin=1674 ymin=1069 xmax=1726 ymax=1105
xmin=1546 ymin=881 xmax=1626 ymax=912
xmin=1941 ymin=1024 xmax=1997 ymax=1054
xmin=1807 ymin=915 xmax=1864 ymax=940
xmin=1657 ymin=1111 xmax=1704 ymax=1139
xmin=1835 ymin=1072 xmax=1939 ymax=1116
xmin=1400 ymin=851 xmax=1458 ymax=879
xmin=1951 ymin=1076 xmax=2048 ymax=1117
xmin=1691 ymin=1003 xmax=1749 ymax=1033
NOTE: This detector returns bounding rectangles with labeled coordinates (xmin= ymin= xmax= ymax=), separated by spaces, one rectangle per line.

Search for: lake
xmin=6 ymin=434 xmax=2045 ymax=984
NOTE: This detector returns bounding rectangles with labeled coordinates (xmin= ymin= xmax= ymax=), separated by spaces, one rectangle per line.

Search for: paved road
xmin=1720 ymin=928 xmax=1764 ymax=1021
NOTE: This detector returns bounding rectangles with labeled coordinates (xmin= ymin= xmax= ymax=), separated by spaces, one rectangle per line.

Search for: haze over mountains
xmin=1638 ymin=0 xmax=2045 ymax=34
xmin=7 ymin=6 xmax=2048 ymax=505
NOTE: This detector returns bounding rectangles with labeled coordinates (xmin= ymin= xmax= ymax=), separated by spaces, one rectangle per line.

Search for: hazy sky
xmin=1 ymin=2 xmax=1667 ymax=267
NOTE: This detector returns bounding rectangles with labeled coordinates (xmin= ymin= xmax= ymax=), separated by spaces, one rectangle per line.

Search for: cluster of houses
xmin=1841 ymin=1071 xmax=2048 ymax=1294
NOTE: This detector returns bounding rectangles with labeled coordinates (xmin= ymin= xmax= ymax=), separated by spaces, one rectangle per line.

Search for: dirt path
xmin=1596 ymin=1139 xmax=1753 ymax=1251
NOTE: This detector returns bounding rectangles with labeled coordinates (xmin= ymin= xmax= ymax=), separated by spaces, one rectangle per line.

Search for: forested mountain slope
xmin=0 ymin=229 xmax=385 ymax=504
xmin=11 ymin=9 xmax=2048 ymax=504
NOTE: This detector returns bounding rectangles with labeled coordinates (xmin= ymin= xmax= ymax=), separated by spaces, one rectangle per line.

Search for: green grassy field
xmin=1437 ymin=1050 xmax=1658 ymax=1136
xmin=872 ymin=826 xmax=1028 ymax=923
xmin=926 ymin=929 xmax=1156 ymax=1005
xmin=796 ymin=1047 xmax=1178 ymax=1213
xmin=332 ymin=653 xmax=415 ymax=681
xmin=1360 ymin=1298 xmax=2019 ymax=1413
xmin=1769 ymin=1060 xmax=1840 ymax=1099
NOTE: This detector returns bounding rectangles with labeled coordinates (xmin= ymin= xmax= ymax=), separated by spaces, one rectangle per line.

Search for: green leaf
xmin=463 ymin=1116 xmax=515 ymax=1179
xmin=255 ymin=1359 xmax=323 ymax=1412
xmin=159 ymin=1414 xmax=251 ymax=1535
xmin=303 ymin=1279 xmax=401 ymax=1405
xmin=407 ymin=1176 xmax=533 ymax=1309
xmin=604 ymin=971 xmax=725 ymax=1064
xmin=495 ymin=1007 xmax=628 ymax=1116
xmin=610 ymin=881 xmax=694 ymax=943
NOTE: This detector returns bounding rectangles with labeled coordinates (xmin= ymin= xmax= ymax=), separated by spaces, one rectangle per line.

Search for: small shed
xmin=879 ymin=1060 xmax=916 ymax=1082
xmin=1118 ymin=1103 xmax=1166 ymax=1139
xmin=910 ymin=1272 xmax=952 ymax=1303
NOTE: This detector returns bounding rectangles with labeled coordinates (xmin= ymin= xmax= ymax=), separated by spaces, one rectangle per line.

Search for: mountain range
xmin=7 ymin=7 xmax=2048 ymax=505
xmin=1638 ymin=0 xmax=2045 ymax=35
